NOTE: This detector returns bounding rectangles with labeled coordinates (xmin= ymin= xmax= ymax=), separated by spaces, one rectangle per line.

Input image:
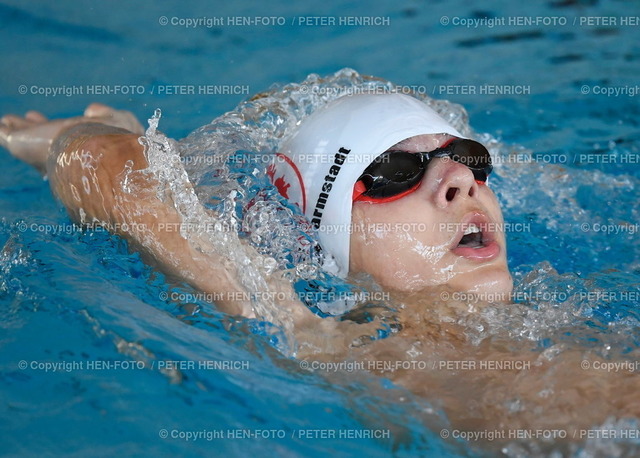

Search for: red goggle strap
xmin=352 ymin=180 xmax=423 ymax=203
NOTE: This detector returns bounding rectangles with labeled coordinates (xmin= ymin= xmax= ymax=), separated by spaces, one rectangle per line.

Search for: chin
xmin=449 ymin=264 xmax=513 ymax=302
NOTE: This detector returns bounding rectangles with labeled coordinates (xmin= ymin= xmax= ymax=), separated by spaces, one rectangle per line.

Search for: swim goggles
xmin=352 ymin=138 xmax=493 ymax=203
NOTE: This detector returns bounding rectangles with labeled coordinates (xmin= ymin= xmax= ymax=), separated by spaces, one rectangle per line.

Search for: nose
xmin=429 ymin=158 xmax=479 ymax=209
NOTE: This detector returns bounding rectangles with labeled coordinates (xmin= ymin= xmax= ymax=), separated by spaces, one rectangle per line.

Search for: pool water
xmin=1 ymin=0 xmax=640 ymax=456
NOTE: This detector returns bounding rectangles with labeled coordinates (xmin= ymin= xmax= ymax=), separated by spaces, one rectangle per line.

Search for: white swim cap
xmin=267 ymin=93 xmax=463 ymax=277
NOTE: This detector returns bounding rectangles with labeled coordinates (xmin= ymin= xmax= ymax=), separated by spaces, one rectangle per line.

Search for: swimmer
xmin=0 ymin=95 xmax=512 ymax=323
xmin=2 ymin=92 xmax=638 ymax=450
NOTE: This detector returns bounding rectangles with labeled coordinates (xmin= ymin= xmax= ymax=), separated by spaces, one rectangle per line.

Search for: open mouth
xmin=457 ymin=223 xmax=484 ymax=248
xmin=451 ymin=213 xmax=500 ymax=261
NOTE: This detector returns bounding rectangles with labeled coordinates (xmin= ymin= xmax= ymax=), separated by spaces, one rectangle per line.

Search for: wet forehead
xmin=386 ymin=133 xmax=452 ymax=153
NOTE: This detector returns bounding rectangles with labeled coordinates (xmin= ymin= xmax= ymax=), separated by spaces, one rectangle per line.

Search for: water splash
xmin=177 ymin=69 xmax=474 ymax=311
xmin=137 ymin=69 xmax=476 ymax=349
xmin=138 ymin=109 xmax=295 ymax=354
xmin=135 ymin=68 xmax=640 ymax=365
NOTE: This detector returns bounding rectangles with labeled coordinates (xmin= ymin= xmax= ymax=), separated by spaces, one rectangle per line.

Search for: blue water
xmin=1 ymin=0 xmax=640 ymax=456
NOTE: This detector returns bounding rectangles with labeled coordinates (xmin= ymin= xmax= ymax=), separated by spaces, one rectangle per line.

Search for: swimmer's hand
xmin=0 ymin=103 xmax=143 ymax=174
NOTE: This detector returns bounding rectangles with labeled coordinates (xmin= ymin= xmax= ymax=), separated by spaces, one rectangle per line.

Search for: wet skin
xmin=350 ymin=134 xmax=512 ymax=298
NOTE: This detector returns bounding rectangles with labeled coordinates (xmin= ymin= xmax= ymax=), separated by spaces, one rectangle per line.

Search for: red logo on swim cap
xmin=267 ymin=153 xmax=307 ymax=213
xmin=267 ymin=163 xmax=291 ymax=199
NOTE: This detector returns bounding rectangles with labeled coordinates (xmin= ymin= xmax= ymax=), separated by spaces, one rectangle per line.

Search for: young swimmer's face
xmin=349 ymin=134 xmax=513 ymax=297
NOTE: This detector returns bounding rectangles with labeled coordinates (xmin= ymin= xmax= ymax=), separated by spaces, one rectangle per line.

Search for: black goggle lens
xmin=358 ymin=139 xmax=492 ymax=199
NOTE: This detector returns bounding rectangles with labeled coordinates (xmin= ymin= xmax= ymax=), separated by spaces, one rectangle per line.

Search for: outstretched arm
xmin=0 ymin=105 xmax=377 ymax=356
xmin=1 ymin=104 xmax=257 ymax=316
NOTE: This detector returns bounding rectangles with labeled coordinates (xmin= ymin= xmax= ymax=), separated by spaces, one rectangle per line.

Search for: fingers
xmin=1 ymin=114 xmax=27 ymax=129
xmin=0 ymin=111 xmax=50 ymax=160
xmin=83 ymin=103 xmax=113 ymax=118
xmin=83 ymin=103 xmax=144 ymax=135
xmin=25 ymin=111 xmax=48 ymax=122
xmin=0 ymin=122 xmax=10 ymax=149
xmin=2 ymin=112 xmax=47 ymax=129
